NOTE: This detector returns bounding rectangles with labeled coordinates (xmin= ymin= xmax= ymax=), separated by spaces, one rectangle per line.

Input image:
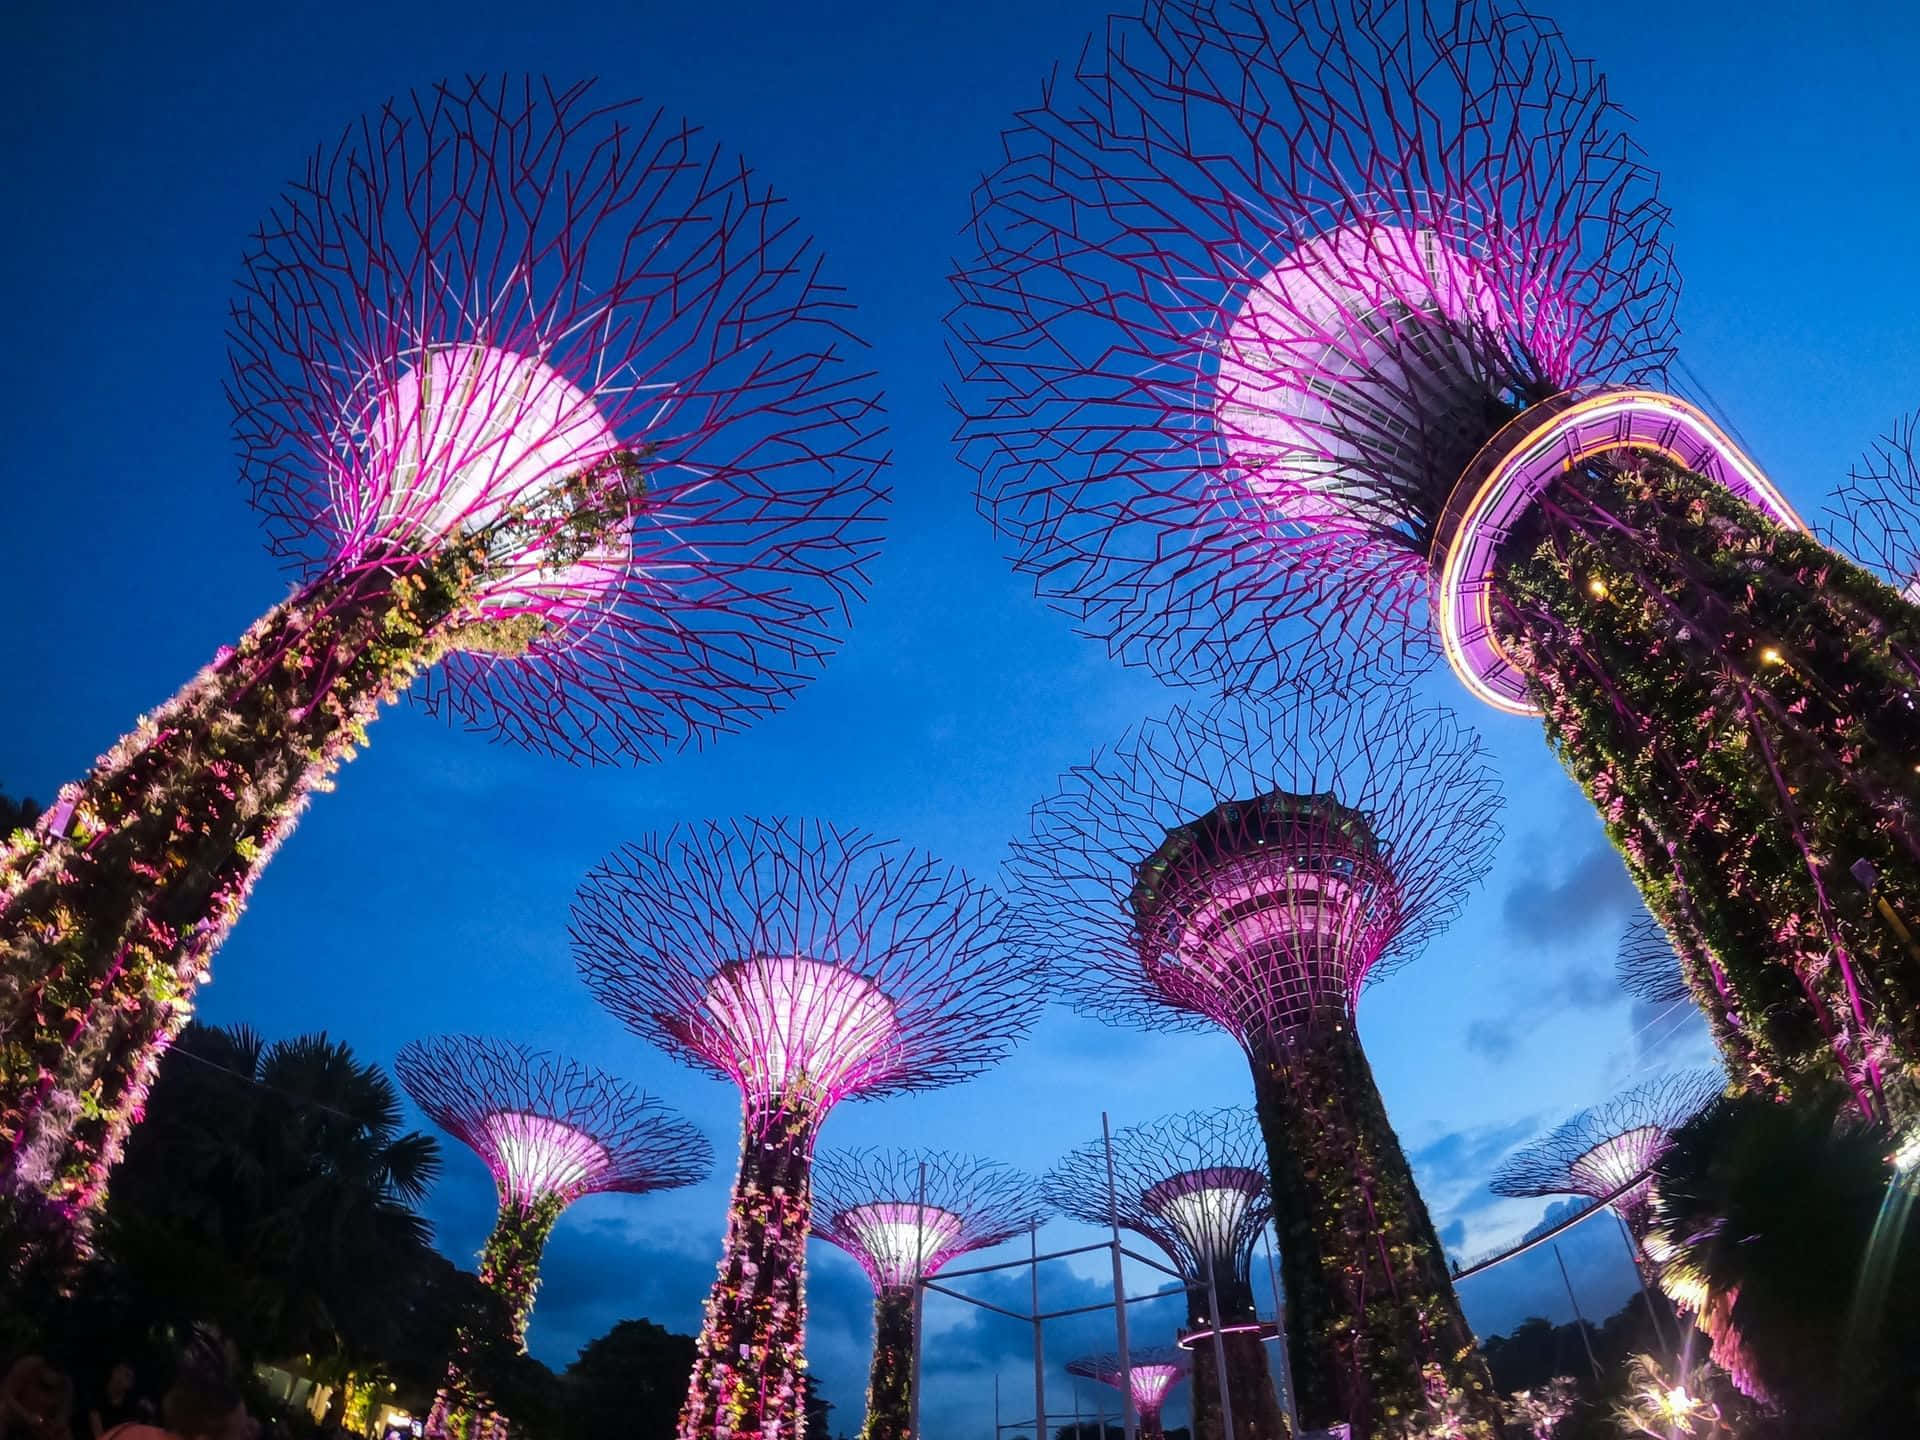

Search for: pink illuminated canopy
xmin=1141 ymin=1166 xmax=1266 ymax=1264
xmin=477 ymin=1108 xmax=614 ymax=1205
xmin=1068 ymin=1351 xmax=1190 ymax=1420
xmin=1216 ymin=222 xmax=1510 ymax=528
xmin=698 ymin=954 xmax=899 ymax=1109
xmin=344 ymin=344 xmax=630 ymax=624
xmin=1567 ymin=1124 xmax=1667 ymax=1215
xmin=834 ymin=1201 xmax=967 ymax=1288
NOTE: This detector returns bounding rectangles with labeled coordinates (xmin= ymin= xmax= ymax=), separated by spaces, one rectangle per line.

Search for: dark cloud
xmin=1464 ymin=1018 xmax=1519 ymax=1063
xmin=1501 ymin=845 xmax=1637 ymax=946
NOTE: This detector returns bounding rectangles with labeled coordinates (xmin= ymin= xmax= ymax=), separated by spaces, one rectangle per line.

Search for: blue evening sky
xmin=4 ymin=2 xmax=1917 ymax=1434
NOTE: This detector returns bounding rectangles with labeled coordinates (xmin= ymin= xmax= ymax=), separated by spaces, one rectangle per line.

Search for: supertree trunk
xmin=1493 ymin=456 xmax=1920 ymax=1124
xmin=860 ymin=1287 xmax=914 ymax=1440
xmin=683 ymin=1106 xmax=817 ymax=1440
xmin=432 ymin=1193 xmax=567 ymax=1440
xmin=1138 ymin=1407 xmax=1167 ymax=1440
xmin=0 ymin=541 xmax=514 ymax=1254
xmin=1186 ymin=1274 xmax=1287 ymax=1440
xmin=1250 ymin=1032 xmax=1496 ymax=1440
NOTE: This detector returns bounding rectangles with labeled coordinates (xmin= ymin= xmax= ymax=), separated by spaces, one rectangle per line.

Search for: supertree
xmin=0 ymin=75 xmax=887 ymax=1257
xmin=1047 ymin=1109 xmax=1283 ymax=1440
xmin=1489 ymin=1069 xmax=1722 ymax=1288
xmin=951 ymin=0 xmax=1920 ymax=1129
xmin=395 ymin=1036 xmax=712 ymax=1440
xmin=1008 ymin=691 xmax=1503 ymax=1439
xmin=1614 ymin=912 xmax=1690 ymax=1009
xmin=810 ymin=1149 xmax=1044 ymax=1440
xmin=1067 ymin=1349 xmax=1191 ymax=1440
xmin=572 ymin=818 xmax=1044 ymax=1440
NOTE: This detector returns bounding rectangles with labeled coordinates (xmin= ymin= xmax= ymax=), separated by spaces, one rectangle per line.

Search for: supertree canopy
xmin=1614 ymin=912 xmax=1690 ymax=1009
xmin=396 ymin=1036 xmax=711 ymax=1440
xmin=811 ymin=1149 xmax=1044 ymax=1440
xmin=1489 ymin=1069 xmax=1722 ymax=1280
xmin=1067 ymin=1349 xmax=1191 ymax=1440
xmin=0 ymin=75 xmax=886 ymax=1257
xmin=1046 ymin=1109 xmax=1283 ymax=1440
xmin=1009 ymin=692 xmax=1503 ymax=1439
xmin=953 ymin=0 xmax=1920 ymax=1128
xmin=573 ymin=819 xmax=1043 ymax=1440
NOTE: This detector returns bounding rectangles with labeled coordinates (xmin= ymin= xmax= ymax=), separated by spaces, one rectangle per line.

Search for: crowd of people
xmin=1 ymin=1332 xmax=256 ymax=1440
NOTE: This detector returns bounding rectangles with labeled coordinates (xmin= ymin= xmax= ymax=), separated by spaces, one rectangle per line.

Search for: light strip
xmin=1435 ymin=389 xmax=1802 ymax=715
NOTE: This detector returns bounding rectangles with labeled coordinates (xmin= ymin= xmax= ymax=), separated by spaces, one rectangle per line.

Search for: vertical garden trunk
xmin=681 ymin=1105 xmax=817 ymax=1440
xmin=1186 ymin=1273 xmax=1287 ymax=1440
xmin=860 ymin=1287 xmax=915 ymax=1440
xmin=1494 ymin=456 xmax=1920 ymax=1125
xmin=1251 ymin=1027 xmax=1495 ymax=1439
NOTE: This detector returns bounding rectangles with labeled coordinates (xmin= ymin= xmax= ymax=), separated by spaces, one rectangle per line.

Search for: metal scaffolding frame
xmin=915 ymin=1113 xmax=1296 ymax=1440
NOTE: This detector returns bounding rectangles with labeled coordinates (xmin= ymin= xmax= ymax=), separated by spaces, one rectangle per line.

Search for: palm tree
xmin=1649 ymin=1084 xmax=1920 ymax=1428
xmin=105 ymin=1022 xmax=442 ymax=1366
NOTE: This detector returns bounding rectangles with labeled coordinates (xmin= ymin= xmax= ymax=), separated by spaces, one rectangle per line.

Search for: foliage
xmin=0 ymin=463 xmax=641 ymax=1264
xmin=560 ymin=1319 xmax=695 ymax=1440
xmin=681 ymin=1108 xmax=816 ymax=1440
xmin=2 ymin=1021 xmax=558 ymax=1437
xmin=1504 ymin=1377 xmax=1578 ymax=1438
xmin=1610 ymin=1355 xmax=1735 ymax=1438
xmin=1496 ymin=455 xmax=1920 ymax=1126
xmin=1254 ymin=1033 xmax=1498 ymax=1437
xmin=1648 ymin=1085 xmax=1920 ymax=1432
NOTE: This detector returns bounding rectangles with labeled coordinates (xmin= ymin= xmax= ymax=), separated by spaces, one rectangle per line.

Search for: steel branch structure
xmin=1491 ymin=1069 xmax=1722 ymax=1269
xmin=1825 ymin=411 xmax=1920 ymax=593
xmin=573 ymin=818 xmax=1043 ymax=1440
xmin=812 ymin=1149 xmax=1044 ymax=1440
xmin=1614 ymin=912 xmax=1690 ymax=1009
xmin=1067 ymin=1350 xmax=1190 ymax=1440
xmin=953 ymin=0 xmax=1920 ymax=1130
xmin=0 ymin=75 xmax=886 ymax=1262
xmin=1047 ymin=1109 xmax=1281 ymax=1440
xmin=396 ymin=1036 xmax=710 ymax=1440
xmin=1009 ymin=691 xmax=1502 ymax=1438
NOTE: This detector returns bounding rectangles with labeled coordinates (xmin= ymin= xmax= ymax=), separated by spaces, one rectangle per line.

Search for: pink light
xmin=1174 ymin=1319 xmax=1274 ymax=1349
xmin=345 ymin=344 xmax=629 ymax=623
xmin=1137 ymin=820 xmax=1400 ymax=1038
xmin=1141 ymin=1166 xmax=1265 ymax=1263
xmin=1568 ymin=1123 xmax=1666 ymax=1216
xmin=476 ymin=1109 xmax=613 ymax=1205
xmin=1125 ymin=1364 xmax=1185 ymax=1413
xmin=1215 ymin=221 xmax=1509 ymax=528
xmin=835 ymin=1201 xmax=967 ymax=1287
xmin=698 ymin=955 xmax=899 ymax=1108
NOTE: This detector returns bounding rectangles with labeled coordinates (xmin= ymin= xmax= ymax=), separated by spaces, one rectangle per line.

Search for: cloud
xmin=1501 ymin=845 xmax=1638 ymax=946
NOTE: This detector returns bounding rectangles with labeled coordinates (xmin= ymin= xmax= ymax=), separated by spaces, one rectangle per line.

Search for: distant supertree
xmin=1067 ymin=1349 xmax=1191 ymax=1440
xmin=1047 ymin=1109 xmax=1282 ymax=1440
xmin=0 ymin=75 xmax=886 ymax=1257
xmin=1009 ymin=692 xmax=1504 ymax=1439
xmin=573 ymin=819 xmax=1043 ymax=1440
xmin=1491 ymin=1069 xmax=1722 ymax=1285
xmin=396 ymin=1037 xmax=711 ymax=1440
xmin=1615 ymin=913 xmax=1690 ymax=1009
xmin=953 ymin=0 xmax=1920 ymax=1127
xmin=811 ymin=1149 xmax=1043 ymax=1440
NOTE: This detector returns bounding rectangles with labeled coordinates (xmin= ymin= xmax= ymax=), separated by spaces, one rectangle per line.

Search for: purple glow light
xmin=1141 ymin=1165 xmax=1267 ymax=1266
xmin=697 ymin=954 xmax=899 ymax=1109
xmin=834 ymin=1201 xmax=967 ymax=1288
xmin=1216 ymin=221 xmax=1511 ymax=529
xmin=1067 ymin=1350 xmax=1190 ymax=1422
xmin=476 ymin=1109 xmax=614 ymax=1206
xmin=350 ymin=344 xmax=628 ymax=622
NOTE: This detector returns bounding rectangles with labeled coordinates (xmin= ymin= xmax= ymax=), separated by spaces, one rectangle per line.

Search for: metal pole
xmin=1032 ymin=1223 xmax=1048 ymax=1440
xmin=1612 ymin=1209 xmax=1674 ymax=1352
xmin=1095 ymin=1380 xmax=1106 ymax=1440
xmin=1262 ymin=1230 xmax=1296 ymax=1436
xmin=1102 ymin=1113 xmax=1138 ymax=1440
xmin=1073 ymin=1379 xmax=1083 ymax=1440
xmin=1552 ymin=1243 xmax=1605 ymax=1384
xmin=995 ymin=1372 xmax=1001 ymax=1440
xmin=911 ymin=1159 xmax=928 ymax=1440
xmin=1204 ymin=1266 xmax=1235 ymax=1440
